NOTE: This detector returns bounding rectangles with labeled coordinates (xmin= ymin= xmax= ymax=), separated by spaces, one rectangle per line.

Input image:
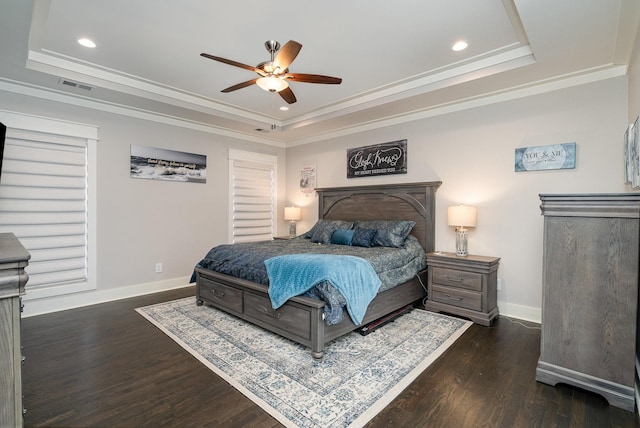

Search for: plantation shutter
xmin=0 ymin=128 xmax=89 ymax=291
xmin=229 ymin=149 xmax=277 ymax=243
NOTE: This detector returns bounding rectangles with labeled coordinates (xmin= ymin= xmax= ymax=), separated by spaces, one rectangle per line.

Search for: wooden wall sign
xmin=347 ymin=139 xmax=407 ymax=178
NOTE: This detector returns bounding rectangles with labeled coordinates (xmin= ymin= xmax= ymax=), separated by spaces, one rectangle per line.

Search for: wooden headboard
xmin=315 ymin=182 xmax=441 ymax=253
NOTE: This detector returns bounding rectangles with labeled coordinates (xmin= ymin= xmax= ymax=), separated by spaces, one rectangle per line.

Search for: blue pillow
xmin=331 ymin=229 xmax=355 ymax=245
xmin=352 ymin=227 xmax=377 ymax=247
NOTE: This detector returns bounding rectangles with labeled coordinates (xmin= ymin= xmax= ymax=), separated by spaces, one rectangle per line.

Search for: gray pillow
xmin=354 ymin=220 xmax=415 ymax=248
xmin=351 ymin=227 xmax=376 ymax=247
xmin=304 ymin=219 xmax=354 ymax=239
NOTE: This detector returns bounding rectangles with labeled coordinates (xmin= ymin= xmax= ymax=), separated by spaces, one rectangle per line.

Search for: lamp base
xmin=289 ymin=221 xmax=297 ymax=238
xmin=455 ymin=227 xmax=469 ymax=257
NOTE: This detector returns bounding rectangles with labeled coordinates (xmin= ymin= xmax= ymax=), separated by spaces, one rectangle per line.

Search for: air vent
xmin=59 ymin=79 xmax=94 ymax=91
xmin=254 ymin=124 xmax=278 ymax=133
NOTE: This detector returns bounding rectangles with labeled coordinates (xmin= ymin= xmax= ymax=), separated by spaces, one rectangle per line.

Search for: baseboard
xmin=22 ymin=277 xmax=194 ymax=318
xmin=21 ymin=281 xmax=542 ymax=324
xmin=497 ymin=299 xmax=541 ymax=324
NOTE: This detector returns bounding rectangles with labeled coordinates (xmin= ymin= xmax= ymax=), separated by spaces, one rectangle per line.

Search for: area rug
xmin=136 ymin=297 xmax=472 ymax=428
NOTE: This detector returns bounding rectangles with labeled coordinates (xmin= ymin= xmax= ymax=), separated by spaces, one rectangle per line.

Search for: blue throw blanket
xmin=264 ymin=254 xmax=382 ymax=325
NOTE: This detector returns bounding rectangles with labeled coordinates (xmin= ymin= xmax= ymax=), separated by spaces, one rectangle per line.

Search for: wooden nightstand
xmin=424 ymin=252 xmax=500 ymax=326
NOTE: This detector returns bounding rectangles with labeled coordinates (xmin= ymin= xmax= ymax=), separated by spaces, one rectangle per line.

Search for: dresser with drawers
xmin=0 ymin=233 xmax=30 ymax=427
xmin=537 ymin=193 xmax=640 ymax=411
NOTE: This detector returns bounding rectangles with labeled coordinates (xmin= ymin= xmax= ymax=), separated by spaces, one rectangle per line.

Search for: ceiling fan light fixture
xmin=256 ymin=76 xmax=288 ymax=93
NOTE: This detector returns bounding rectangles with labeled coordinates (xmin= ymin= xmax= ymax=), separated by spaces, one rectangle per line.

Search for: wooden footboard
xmin=195 ymin=267 xmax=427 ymax=359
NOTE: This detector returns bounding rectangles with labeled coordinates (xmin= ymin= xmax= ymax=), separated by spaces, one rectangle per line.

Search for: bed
xmin=194 ymin=181 xmax=441 ymax=358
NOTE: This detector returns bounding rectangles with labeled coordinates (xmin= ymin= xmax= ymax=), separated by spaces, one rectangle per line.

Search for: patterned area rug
xmin=136 ymin=297 xmax=472 ymax=428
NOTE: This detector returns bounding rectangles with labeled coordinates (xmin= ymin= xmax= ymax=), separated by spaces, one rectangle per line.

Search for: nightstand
xmin=424 ymin=252 xmax=500 ymax=326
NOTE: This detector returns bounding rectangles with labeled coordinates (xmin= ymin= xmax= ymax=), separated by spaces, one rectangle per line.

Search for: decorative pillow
xmin=310 ymin=221 xmax=349 ymax=244
xmin=304 ymin=219 xmax=354 ymax=240
xmin=330 ymin=229 xmax=355 ymax=245
xmin=355 ymin=220 xmax=416 ymax=248
xmin=351 ymin=227 xmax=377 ymax=248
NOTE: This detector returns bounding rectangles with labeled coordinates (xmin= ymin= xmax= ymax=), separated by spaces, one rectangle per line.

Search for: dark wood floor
xmin=21 ymin=286 xmax=639 ymax=427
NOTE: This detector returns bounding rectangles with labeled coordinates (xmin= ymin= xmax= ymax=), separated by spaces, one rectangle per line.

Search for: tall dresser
xmin=537 ymin=194 xmax=640 ymax=411
xmin=0 ymin=233 xmax=30 ymax=427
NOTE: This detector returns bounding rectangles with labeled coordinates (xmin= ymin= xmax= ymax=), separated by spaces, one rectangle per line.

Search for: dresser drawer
xmin=431 ymin=285 xmax=482 ymax=311
xmin=244 ymin=292 xmax=311 ymax=340
xmin=432 ymin=267 xmax=482 ymax=291
xmin=199 ymin=277 xmax=243 ymax=313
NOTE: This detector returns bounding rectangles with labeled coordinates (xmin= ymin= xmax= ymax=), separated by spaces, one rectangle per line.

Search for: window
xmin=0 ymin=111 xmax=97 ymax=299
xmin=228 ymin=149 xmax=277 ymax=243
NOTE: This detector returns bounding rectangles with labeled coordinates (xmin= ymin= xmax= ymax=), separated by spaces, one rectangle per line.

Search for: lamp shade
xmin=284 ymin=206 xmax=301 ymax=221
xmin=447 ymin=205 xmax=477 ymax=227
xmin=256 ymin=76 xmax=289 ymax=93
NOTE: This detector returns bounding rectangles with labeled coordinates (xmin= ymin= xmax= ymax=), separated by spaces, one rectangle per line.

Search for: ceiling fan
xmin=200 ymin=40 xmax=342 ymax=104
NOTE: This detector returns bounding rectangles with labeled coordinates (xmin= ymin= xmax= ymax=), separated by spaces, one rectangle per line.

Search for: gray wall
xmin=285 ymin=77 xmax=629 ymax=322
xmin=0 ymin=90 xmax=286 ymax=316
xmin=2 ymin=64 xmax=633 ymax=321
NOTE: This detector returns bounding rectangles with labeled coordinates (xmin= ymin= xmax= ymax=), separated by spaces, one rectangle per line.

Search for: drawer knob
xmin=445 ymin=294 xmax=463 ymax=301
xmin=445 ymin=276 xmax=464 ymax=282
xmin=263 ymin=308 xmax=282 ymax=319
xmin=212 ymin=290 xmax=226 ymax=298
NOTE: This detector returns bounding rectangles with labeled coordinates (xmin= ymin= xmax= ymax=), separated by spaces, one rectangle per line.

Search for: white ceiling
xmin=1 ymin=0 xmax=639 ymax=146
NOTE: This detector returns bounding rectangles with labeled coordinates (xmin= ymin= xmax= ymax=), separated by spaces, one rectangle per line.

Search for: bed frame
xmin=195 ymin=181 xmax=441 ymax=358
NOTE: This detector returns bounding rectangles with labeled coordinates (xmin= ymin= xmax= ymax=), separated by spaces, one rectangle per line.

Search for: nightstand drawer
xmin=431 ymin=285 xmax=482 ymax=311
xmin=432 ymin=267 xmax=482 ymax=291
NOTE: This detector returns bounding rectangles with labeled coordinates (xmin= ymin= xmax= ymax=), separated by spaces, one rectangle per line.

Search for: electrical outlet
xmin=155 ymin=262 xmax=163 ymax=273
xmin=497 ymin=278 xmax=503 ymax=291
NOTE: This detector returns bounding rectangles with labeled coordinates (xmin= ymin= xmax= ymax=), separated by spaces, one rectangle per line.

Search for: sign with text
xmin=347 ymin=140 xmax=407 ymax=178
xmin=514 ymin=142 xmax=576 ymax=172
xmin=130 ymin=144 xmax=207 ymax=183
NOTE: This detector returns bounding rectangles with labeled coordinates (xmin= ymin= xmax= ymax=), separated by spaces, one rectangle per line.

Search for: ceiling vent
xmin=59 ymin=79 xmax=94 ymax=91
xmin=254 ymin=124 xmax=278 ymax=133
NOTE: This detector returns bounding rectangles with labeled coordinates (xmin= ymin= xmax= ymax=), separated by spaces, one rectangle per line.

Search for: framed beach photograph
xmin=130 ymin=145 xmax=207 ymax=183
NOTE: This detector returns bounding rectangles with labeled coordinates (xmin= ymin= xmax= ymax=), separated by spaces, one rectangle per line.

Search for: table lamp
xmin=448 ymin=205 xmax=477 ymax=257
xmin=284 ymin=206 xmax=301 ymax=238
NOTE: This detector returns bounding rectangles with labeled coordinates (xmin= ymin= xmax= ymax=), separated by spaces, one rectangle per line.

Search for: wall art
xmin=130 ymin=144 xmax=207 ymax=183
xmin=299 ymin=164 xmax=316 ymax=196
xmin=628 ymin=116 xmax=640 ymax=189
xmin=624 ymin=122 xmax=634 ymax=186
xmin=514 ymin=142 xmax=576 ymax=172
xmin=347 ymin=139 xmax=407 ymax=178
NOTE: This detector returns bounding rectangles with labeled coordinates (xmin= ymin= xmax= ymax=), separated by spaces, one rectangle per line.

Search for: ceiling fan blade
xmin=200 ymin=53 xmax=259 ymax=73
xmin=221 ymin=79 xmax=258 ymax=93
xmin=279 ymin=86 xmax=297 ymax=104
xmin=285 ymin=73 xmax=342 ymax=84
xmin=272 ymin=40 xmax=302 ymax=71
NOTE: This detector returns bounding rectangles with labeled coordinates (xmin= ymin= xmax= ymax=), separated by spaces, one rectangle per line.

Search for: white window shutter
xmin=228 ymin=150 xmax=277 ymax=243
xmin=0 ymin=128 xmax=88 ymax=289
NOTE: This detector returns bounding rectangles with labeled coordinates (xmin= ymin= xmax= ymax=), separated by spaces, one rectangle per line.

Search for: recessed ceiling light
xmin=452 ymin=40 xmax=468 ymax=52
xmin=78 ymin=38 xmax=96 ymax=48
xmin=280 ymin=106 xmax=289 ymax=111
